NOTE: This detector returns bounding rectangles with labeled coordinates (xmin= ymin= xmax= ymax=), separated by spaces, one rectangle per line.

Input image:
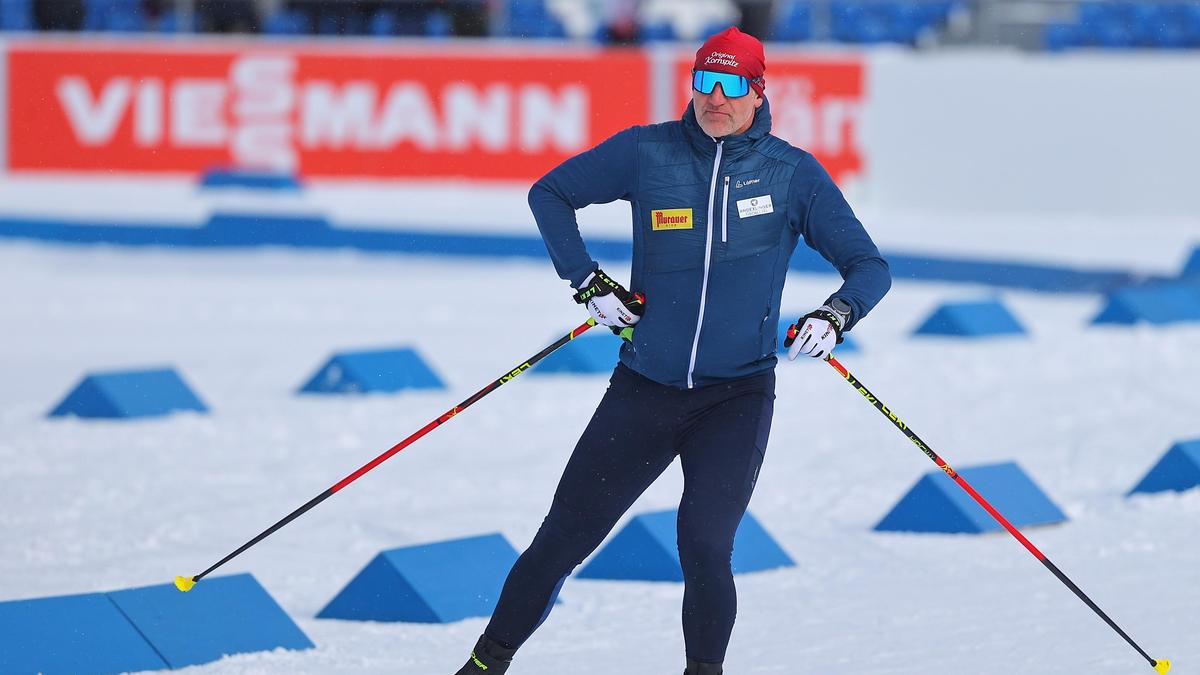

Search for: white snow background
xmin=1 ymin=178 xmax=1198 ymax=674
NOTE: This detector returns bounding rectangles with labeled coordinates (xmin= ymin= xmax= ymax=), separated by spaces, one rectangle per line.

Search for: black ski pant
xmin=485 ymin=363 xmax=776 ymax=664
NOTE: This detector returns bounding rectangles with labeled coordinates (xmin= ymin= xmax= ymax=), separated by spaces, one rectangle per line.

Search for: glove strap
xmin=800 ymin=308 xmax=845 ymax=344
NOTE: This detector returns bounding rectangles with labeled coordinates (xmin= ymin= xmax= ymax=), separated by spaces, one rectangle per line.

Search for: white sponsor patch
xmin=737 ymin=195 xmax=774 ymax=218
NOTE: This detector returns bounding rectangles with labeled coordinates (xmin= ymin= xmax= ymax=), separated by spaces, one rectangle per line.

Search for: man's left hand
xmin=785 ymin=300 xmax=851 ymax=360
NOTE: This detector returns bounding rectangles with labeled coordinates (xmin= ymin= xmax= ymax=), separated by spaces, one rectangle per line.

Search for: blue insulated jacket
xmin=529 ymin=98 xmax=891 ymax=389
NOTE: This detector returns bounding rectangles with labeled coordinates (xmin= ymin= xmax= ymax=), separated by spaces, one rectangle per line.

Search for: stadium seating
xmin=9 ymin=0 xmax=1192 ymax=51
xmin=1045 ymin=2 xmax=1200 ymax=50
xmin=0 ymin=0 xmax=33 ymax=30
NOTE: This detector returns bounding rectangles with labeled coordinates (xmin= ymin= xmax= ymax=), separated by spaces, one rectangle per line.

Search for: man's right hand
xmin=573 ymin=269 xmax=644 ymax=330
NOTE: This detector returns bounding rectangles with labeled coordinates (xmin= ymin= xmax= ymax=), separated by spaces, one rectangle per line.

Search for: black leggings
xmin=485 ymin=363 xmax=775 ymax=663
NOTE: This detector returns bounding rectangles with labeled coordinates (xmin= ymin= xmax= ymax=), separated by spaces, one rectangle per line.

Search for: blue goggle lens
xmin=692 ymin=70 xmax=750 ymax=98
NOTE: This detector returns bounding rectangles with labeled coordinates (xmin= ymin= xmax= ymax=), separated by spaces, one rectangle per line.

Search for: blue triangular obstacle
xmin=318 ymin=533 xmax=521 ymax=623
xmin=0 ymin=592 xmax=168 ymax=674
xmin=533 ymin=331 xmax=621 ymax=374
xmin=913 ymin=300 xmax=1026 ymax=337
xmin=1128 ymin=439 xmax=1200 ymax=495
xmin=48 ymin=367 xmax=208 ymax=419
xmin=1091 ymin=283 xmax=1200 ymax=325
xmin=875 ymin=461 xmax=1066 ymax=533
xmin=775 ymin=319 xmax=859 ymax=355
xmin=300 ymin=347 xmax=444 ymax=394
xmin=200 ymin=168 xmax=302 ymax=191
xmin=577 ymin=509 xmax=794 ymax=582
xmin=1181 ymin=246 xmax=1200 ymax=278
xmin=106 ymin=573 xmax=313 ymax=669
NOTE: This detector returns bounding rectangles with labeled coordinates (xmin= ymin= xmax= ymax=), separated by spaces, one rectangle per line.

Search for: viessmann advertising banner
xmin=5 ymin=41 xmax=651 ymax=180
xmin=4 ymin=40 xmax=864 ymax=183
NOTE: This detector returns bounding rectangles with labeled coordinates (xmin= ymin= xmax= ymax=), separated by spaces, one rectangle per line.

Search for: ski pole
xmin=176 ymin=316 xmax=620 ymax=593
xmin=824 ymin=355 xmax=1170 ymax=674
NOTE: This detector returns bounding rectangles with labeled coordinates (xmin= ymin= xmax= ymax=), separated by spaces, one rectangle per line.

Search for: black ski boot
xmin=684 ymin=658 xmax=723 ymax=675
xmin=455 ymin=634 xmax=517 ymax=674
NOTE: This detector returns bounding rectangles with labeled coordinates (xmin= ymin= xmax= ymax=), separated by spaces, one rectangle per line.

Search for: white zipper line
xmin=721 ymin=175 xmax=730 ymax=244
xmin=687 ymin=140 xmax=723 ymax=389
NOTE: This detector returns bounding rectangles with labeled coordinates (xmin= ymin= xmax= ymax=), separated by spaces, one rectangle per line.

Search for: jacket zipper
xmin=687 ymin=139 xmax=723 ymax=389
xmin=721 ymin=176 xmax=730 ymax=243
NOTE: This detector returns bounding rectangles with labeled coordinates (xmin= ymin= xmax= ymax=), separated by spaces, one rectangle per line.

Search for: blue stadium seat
xmin=1186 ymin=4 xmax=1200 ymax=45
xmin=830 ymin=2 xmax=865 ymax=41
xmin=426 ymin=9 xmax=453 ymax=37
xmin=369 ymin=9 xmax=397 ymax=36
xmin=263 ymin=10 xmax=310 ymax=35
xmin=1044 ymin=22 xmax=1085 ymax=51
xmin=157 ymin=10 xmax=198 ymax=32
xmin=772 ymin=1 xmax=813 ymax=41
xmin=1 ymin=0 xmax=33 ymax=30
xmin=367 ymin=8 xmax=396 ymax=34
xmin=640 ymin=22 xmax=676 ymax=41
xmin=106 ymin=2 xmax=147 ymax=32
xmin=1142 ymin=3 xmax=1198 ymax=48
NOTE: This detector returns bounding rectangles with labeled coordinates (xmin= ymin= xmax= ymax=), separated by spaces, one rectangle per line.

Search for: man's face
xmin=693 ymin=82 xmax=763 ymax=138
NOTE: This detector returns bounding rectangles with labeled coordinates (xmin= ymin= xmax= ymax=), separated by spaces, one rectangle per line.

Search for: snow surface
xmin=2 ymin=208 xmax=1198 ymax=674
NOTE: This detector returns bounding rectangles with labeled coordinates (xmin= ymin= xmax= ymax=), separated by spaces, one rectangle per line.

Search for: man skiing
xmin=456 ymin=26 xmax=891 ymax=674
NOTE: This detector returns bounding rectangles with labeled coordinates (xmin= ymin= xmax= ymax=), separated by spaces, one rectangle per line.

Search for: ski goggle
xmin=691 ymin=69 xmax=753 ymax=98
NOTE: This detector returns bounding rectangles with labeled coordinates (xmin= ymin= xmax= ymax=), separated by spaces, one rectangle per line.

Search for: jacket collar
xmin=682 ymin=97 xmax=772 ymax=158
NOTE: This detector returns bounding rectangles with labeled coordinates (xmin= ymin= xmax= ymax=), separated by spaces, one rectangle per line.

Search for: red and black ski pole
xmin=176 ymin=316 xmax=613 ymax=592
xmin=824 ymin=355 xmax=1170 ymax=673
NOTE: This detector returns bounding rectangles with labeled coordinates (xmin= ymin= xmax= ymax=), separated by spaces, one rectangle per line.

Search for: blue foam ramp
xmin=300 ymin=347 xmax=444 ymax=394
xmin=875 ymin=461 xmax=1066 ymax=533
xmin=48 ymin=367 xmax=208 ymax=419
xmin=1091 ymin=282 xmax=1200 ymax=325
xmin=106 ymin=573 xmax=313 ymax=669
xmin=532 ymin=331 xmax=620 ymax=374
xmin=1181 ymin=246 xmax=1200 ymax=278
xmin=913 ymin=299 xmax=1026 ymax=337
xmin=1128 ymin=439 xmax=1200 ymax=495
xmin=200 ymin=168 xmax=302 ymax=190
xmin=576 ymin=509 xmax=794 ymax=582
xmin=0 ymin=592 xmax=167 ymax=674
xmin=775 ymin=319 xmax=859 ymax=355
xmin=318 ymin=533 xmax=521 ymax=623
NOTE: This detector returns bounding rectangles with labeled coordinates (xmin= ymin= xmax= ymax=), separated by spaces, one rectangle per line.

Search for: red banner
xmin=7 ymin=41 xmax=648 ymax=180
xmin=675 ymin=54 xmax=865 ymax=185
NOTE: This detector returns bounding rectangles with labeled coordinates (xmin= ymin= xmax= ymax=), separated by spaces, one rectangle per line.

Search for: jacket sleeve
xmin=528 ymin=127 xmax=639 ymax=288
xmin=791 ymin=159 xmax=891 ymax=331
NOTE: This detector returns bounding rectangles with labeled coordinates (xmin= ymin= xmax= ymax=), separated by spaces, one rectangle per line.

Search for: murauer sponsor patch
xmin=651 ymin=208 xmax=693 ymax=230
xmin=737 ymin=195 xmax=774 ymax=218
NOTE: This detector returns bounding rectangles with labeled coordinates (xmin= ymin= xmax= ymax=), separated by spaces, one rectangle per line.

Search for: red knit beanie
xmin=693 ymin=26 xmax=766 ymax=97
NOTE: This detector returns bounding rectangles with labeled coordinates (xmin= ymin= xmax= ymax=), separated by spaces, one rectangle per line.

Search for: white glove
xmin=573 ymin=269 xmax=643 ymax=328
xmin=786 ymin=300 xmax=851 ymax=360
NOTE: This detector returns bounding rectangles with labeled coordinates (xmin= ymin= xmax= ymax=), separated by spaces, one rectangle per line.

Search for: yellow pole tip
xmin=1154 ymin=658 xmax=1171 ymax=674
xmin=174 ymin=576 xmax=196 ymax=593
